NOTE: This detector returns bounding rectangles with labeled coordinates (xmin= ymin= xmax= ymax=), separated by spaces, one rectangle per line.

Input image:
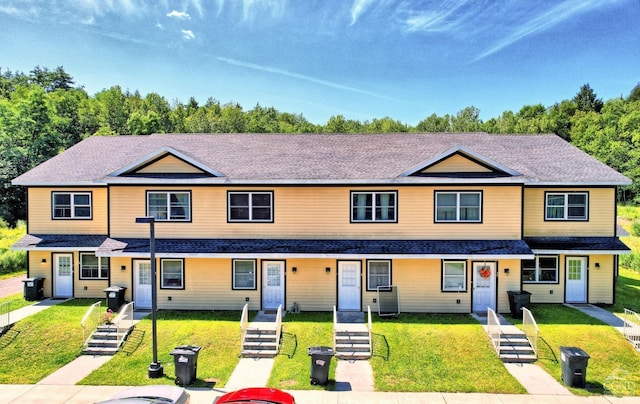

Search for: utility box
xmin=307 ymin=346 xmax=334 ymax=386
xmin=559 ymin=346 xmax=590 ymax=388
xmin=23 ymin=277 xmax=45 ymax=301
xmin=170 ymin=345 xmax=202 ymax=386
xmin=104 ymin=286 xmax=127 ymax=312
xmin=507 ymin=290 xmax=532 ymax=318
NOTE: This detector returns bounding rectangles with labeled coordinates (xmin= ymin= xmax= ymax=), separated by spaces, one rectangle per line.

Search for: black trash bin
xmin=507 ymin=290 xmax=532 ymax=318
xmin=23 ymin=277 xmax=45 ymax=301
xmin=170 ymin=345 xmax=202 ymax=386
xmin=307 ymin=346 xmax=334 ymax=386
xmin=559 ymin=346 xmax=590 ymax=388
xmin=104 ymin=286 xmax=127 ymax=312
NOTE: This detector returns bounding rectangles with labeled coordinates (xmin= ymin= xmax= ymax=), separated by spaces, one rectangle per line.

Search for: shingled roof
xmin=12 ymin=132 xmax=631 ymax=186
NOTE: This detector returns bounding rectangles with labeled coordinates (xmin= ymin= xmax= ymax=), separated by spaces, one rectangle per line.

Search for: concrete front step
xmin=82 ymin=346 xmax=119 ymax=356
xmin=335 ymin=351 xmax=371 ymax=360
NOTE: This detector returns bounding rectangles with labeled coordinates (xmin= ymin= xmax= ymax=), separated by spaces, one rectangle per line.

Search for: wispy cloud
xmin=350 ymin=0 xmax=374 ymax=25
xmin=216 ymin=56 xmax=402 ymax=102
xmin=402 ymin=1 xmax=470 ymax=33
xmin=167 ymin=10 xmax=191 ymax=19
xmin=182 ymin=29 xmax=195 ymax=40
xmin=474 ymin=0 xmax=614 ymax=61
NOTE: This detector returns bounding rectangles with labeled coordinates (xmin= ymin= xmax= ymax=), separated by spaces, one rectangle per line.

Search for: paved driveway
xmin=0 ymin=274 xmax=25 ymax=298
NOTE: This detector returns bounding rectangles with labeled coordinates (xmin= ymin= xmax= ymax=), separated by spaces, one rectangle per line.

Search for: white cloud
xmin=350 ymin=0 xmax=374 ymax=25
xmin=167 ymin=10 xmax=191 ymax=19
xmin=181 ymin=29 xmax=195 ymax=40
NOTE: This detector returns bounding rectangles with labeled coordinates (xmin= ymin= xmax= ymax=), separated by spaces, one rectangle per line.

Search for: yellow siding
xmin=27 ymin=188 xmax=108 ymax=234
xmin=109 ymin=185 xmax=522 ymax=240
xmin=286 ymin=259 xmax=337 ymax=311
xmin=588 ymin=255 xmax=614 ymax=304
xmin=497 ymin=259 xmax=522 ymax=314
xmin=137 ymin=155 xmax=204 ymax=174
xmin=27 ymin=251 xmax=52 ymax=297
xmin=523 ymin=188 xmax=616 ymax=237
xmin=422 ymin=154 xmax=492 ymax=174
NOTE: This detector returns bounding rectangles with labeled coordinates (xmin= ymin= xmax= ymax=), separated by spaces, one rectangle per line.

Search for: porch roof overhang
xmin=95 ymin=238 xmax=534 ymax=259
xmin=524 ymin=237 xmax=631 ymax=255
xmin=12 ymin=234 xmax=108 ymax=252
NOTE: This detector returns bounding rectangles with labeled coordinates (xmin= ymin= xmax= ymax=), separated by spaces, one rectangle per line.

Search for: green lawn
xmin=0 ymin=291 xmax=33 ymax=312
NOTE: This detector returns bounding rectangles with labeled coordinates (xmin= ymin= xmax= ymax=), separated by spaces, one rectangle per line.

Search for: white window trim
xmin=228 ymin=192 xmax=273 ymax=222
xmin=52 ymin=192 xmax=92 ymax=219
xmin=435 ymin=191 xmax=482 ymax=223
xmin=160 ymin=259 xmax=184 ymax=289
xmin=351 ymin=191 xmax=397 ymax=222
xmin=147 ymin=191 xmax=191 ymax=221
xmin=232 ymin=259 xmax=257 ymax=290
xmin=522 ymin=256 xmax=559 ymax=283
xmin=442 ymin=260 xmax=467 ymax=292
xmin=367 ymin=260 xmax=391 ymax=291
xmin=545 ymin=192 xmax=588 ymax=221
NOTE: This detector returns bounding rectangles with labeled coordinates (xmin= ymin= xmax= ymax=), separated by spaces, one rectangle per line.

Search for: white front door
xmin=54 ymin=253 xmax=73 ymax=298
xmin=134 ymin=260 xmax=152 ymax=309
xmin=338 ymin=261 xmax=361 ymax=311
xmin=473 ymin=262 xmax=497 ymax=312
xmin=262 ymin=261 xmax=285 ymax=310
xmin=566 ymin=257 xmax=587 ymax=303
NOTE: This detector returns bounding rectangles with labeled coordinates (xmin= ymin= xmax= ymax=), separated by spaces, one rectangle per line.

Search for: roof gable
xmin=401 ymin=146 xmax=522 ymax=178
xmin=109 ymin=146 xmax=223 ymax=178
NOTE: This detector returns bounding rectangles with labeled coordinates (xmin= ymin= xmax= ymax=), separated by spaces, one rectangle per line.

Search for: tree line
xmin=1 ymin=66 xmax=639 ymax=226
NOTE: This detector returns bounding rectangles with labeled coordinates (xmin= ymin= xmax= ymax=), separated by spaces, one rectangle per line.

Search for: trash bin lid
xmin=171 ymin=345 xmax=202 ymax=355
xmin=307 ymin=346 xmax=334 ymax=355
xmin=559 ymin=346 xmax=590 ymax=358
xmin=104 ymin=286 xmax=126 ymax=292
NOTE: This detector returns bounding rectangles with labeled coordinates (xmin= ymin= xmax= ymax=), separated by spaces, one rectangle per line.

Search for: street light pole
xmin=136 ymin=216 xmax=163 ymax=378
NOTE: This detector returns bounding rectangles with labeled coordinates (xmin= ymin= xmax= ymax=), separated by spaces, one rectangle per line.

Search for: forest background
xmin=1 ymin=65 xmax=639 ymax=228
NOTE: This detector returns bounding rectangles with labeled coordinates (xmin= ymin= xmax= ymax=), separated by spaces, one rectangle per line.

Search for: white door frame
xmin=472 ymin=261 xmax=497 ymax=312
xmin=133 ymin=260 xmax=152 ymax=309
xmin=566 ymin=256 xmax=588 ymax=303
xmin=53 ymin=253 xmax=73 ymax=298
xmin=262 ymin=260 xmax=285 ymax=310
xmin=338 ymin=261 xmax=362 ymax=311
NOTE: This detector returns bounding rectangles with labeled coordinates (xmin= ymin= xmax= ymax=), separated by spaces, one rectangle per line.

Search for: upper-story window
xmin=435 ymin=191 xmax=481 ymax=222
xmin=522 ymin=256 xmax=558 ymax=283
xmin=52 ymin=192 xmax=92 ymax=219
xmin=351 ymin=191 xmax=397 ymax=222
xmin=80 ymin=253 xmax=108 ymax=279
xmin=545 ymin=192 xmax=588 ymax=221
xmin=228 ymin=192 xmax=273 ymax=222
xmin=147 ymin=191 xmax=191 ymax=221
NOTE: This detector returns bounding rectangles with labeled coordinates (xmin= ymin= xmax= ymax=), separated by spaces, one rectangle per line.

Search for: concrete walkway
xmin=3 ymin=298 xmax=69 ymax=326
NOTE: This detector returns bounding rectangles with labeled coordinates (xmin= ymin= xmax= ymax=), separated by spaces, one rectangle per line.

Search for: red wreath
xmin=479 ymin=266 xmax=491 ymax=279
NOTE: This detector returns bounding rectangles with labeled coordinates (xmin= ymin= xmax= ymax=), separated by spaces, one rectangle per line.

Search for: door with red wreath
xmin=472 ymin=262 xmax=497 ymax=313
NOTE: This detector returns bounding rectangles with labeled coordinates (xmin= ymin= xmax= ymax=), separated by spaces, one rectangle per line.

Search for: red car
xmin=214 ymin=388 xmax=295 ymax=404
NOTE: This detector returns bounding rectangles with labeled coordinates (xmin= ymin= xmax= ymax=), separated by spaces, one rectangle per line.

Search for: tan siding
xmin=523 ymin=188 xmax=616 ymax=237
xmin=497 ymin=259 xmax=522 ymax=314
xmin=109 ymin=185 xmax=522 ymax=240
xmin=423 ymin=154 xmax=492 ymax=173
xmin=28 ymin=188 xmax=108 ymax=234
xmin=109 ymin=258 xmax=133 ymax=301
xmin=588 ymin=255 xmax=614 ymax=304
xmin=286 ymin=259 xmax=337 ymax=311
xmin=137 ymin=155 xmax=204 ymax=174
xmin=523 ymin=255 xmax=566 ymax=303
xmin=27 ymin=251 xmax=52 ymax=297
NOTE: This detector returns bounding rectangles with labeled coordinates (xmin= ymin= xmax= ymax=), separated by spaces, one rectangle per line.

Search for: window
xmin=522 ymin=256 xmax=558 ymax=283
xmin=442 ymin=261 xmax=467 ymax=291
xmin=161 ymin=259 xmax=184 ymax=289
xmin=228 ymin=192 xmax=273 ymax=222
xmin=52 ymin=192 xmax=92 ymax=219
xmin=351 ymin=191 xmax=397 ymax=222
xmin=233 ymin=260 xmax=256 ymax=289
xmin=367 ymin=260 xmax=391 ymax=291
xmin=80 ymin=253 xmax=108 ymax=279
xmin=545 ymin=192 xmax=588 ymax=221
xmin=435 ymin=191 xmax=481 ymax=222
xmin=147 ymin=191 xmax=191 ymax=221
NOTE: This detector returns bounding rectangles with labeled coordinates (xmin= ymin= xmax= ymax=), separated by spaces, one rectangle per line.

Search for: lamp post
xmin=136 ymin=216 xmax=164 ymax=378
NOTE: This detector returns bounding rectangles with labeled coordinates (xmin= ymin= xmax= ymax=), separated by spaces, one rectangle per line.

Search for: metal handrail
xmin=80 ymin=301 xmax=102 ymax=346
xmin=332 ymin=305 xmax=337 ymax=352
xmin=367 ymin=305 xmax=373 ymax=356
xmin=522 ymin=307 xmax=539 ymax=356
xmin=113 ymin=302 xmax=135 ymax=347
xmin=623 ymin=308 xmax=640 ymax=350
xmin=0 ymin=301 xmax=10 ymax=330
xmin=275 ymin=304 xmax=283 ymax=353
xmin=240 ymin=303 xmax=249 ymax=351
xmin=487 ymin=308 xmax=501 ymax=354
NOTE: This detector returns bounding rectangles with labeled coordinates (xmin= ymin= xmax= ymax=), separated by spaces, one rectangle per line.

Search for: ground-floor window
xmin=161 ymin=259 xmax=184 ymax=289
xmin=367 ymin=260 xmax=391 ymax=290
xmin=79 ymin=253 xmax=108 ymax=279
xmin=232 ymin=259 xmax=257 ymax=290
xmin=442 ymin=261 xmax=467 ymax=291
xmin=522 ymin=256 xmax=558 ymax=283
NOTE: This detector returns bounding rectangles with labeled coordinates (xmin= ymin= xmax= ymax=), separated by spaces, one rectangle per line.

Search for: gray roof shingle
xmin=12 ymin=133 xmax=631 ymax=186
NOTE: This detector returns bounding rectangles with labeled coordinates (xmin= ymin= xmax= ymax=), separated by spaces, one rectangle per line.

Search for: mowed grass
xmin=522 ymin=304 xmax=640 ymax=396
xmin=0 ymin=299 xmax=93 ymax=384
xmin=268 ymin=312 xmax=335 ymax=390
xmin=80 ymin=310 xmax=242 ymax=387
xmin=370 ymin=314 xmax=525 ymax=393
xmin=0 ymin=291 xmax=33 ymax=312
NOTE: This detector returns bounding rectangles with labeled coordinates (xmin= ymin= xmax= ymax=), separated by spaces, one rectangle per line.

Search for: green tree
xmin=94 ymin=86 xmax=130 ymax=135
xmin=451 ymin=106 xmax=481 ymax=132
xmin=416 ymin=113 xmax=451 ymax=132
xmin=573 ymin=84 xmax=603 ymax=113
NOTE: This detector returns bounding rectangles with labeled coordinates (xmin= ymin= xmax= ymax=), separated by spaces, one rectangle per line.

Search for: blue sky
xmin=1 ymin=0 xmax=639 ymax=125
